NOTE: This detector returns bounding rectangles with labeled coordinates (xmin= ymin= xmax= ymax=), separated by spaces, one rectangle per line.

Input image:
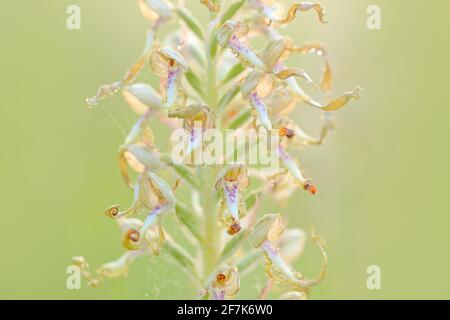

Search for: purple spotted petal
xmin=250 ymin=92 xmax=272 ymax=130
xmin=223 ymin=181 xmax=240 ymax=221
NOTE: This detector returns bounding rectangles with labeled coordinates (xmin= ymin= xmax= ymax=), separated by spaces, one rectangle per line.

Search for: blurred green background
xmin=1 ymin=0 xmax=449 ymax=299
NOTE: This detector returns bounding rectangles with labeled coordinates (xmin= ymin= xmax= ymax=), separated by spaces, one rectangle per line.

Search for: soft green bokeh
xmin=1 ymin=0 xmax=449 ymax=299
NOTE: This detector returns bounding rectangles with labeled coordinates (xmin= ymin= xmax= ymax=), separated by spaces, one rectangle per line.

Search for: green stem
xmin=205 ymin=55 xmax=218 ymax=107
xmin=201 ymin=12 xmax=220 ymax=282
xmin=205 ymin=12 xmax=219 ymax=108
xmin=201 ymin=167 xmax=220 ymax=280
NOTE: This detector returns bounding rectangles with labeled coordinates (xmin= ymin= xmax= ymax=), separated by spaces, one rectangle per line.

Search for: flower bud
xmin=249 ymin=214 xmax=285 ymax=248
xmin=138 ymin=0 xmax=173 ymax=23
xmin=123 ymin=83 xmax=163 ymax=116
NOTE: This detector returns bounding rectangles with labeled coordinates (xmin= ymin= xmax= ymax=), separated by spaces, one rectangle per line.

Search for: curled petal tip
xmin=105 ymin=205 xmax=120 ymax=218
xmin=123 ymin=229 xmax=141 ymax=251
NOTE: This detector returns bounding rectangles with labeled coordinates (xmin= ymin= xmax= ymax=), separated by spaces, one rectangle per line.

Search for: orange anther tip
xmin=304 ymin=184 xmax=317 ymax=195
xmin=279 ymin=127 xmax=295 ymax=139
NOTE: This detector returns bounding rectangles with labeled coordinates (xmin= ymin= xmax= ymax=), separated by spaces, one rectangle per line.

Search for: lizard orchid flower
xmin=215 ymin=164 xmax=250 ymax=235
xmin=201 ymin=265 xmax=240 ymax=300
xmin=150 ymin=47 xmax=188 ymax=108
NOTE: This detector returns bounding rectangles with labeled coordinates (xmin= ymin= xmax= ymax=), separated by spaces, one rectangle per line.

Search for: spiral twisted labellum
xmin=105 ymin=187 xmax=142 ymax=220
xmin=138 ymin=0 xmax=173 ymax=23
xmin=105 ymin=173 xmax=160 ymax=219
xmin=276 ymin=2 xmax=327 ymax=25
xmin=294 ymin=116 xmax=335 ymax=146
xmin=86 ymin=57 xmax=143 ymax=107
xmin=123 ymin=83 xmax=164 ymax=116
xmin=86 ymin=81 xmax=122 ymax=108
xmin=283 ymin=75 xmax=323 ymax=109
xmin=118 ymin=216 xmax=166 ymax=254
xmin=322 ymin=87 xmax=363 ymax=112
xmin=86 ymin=31 xmax=154 ymax=108
xmin=150 ymin=47 xmax=188 ymax=108
xmin=289 ymin=42 xmax=332 ymax=92
xmin=260 ymin=228 xmax=327 ymax=290
xmin=200 ymin=0 xmax=221 ymax=12
xmin=203 ymin=265 xmax=240 ymax=300
xmin=123 ymin=228 xmax=142 ymax=251
xmin=276 ymin=116 xmax=333 ymax=147
xmin=215 ymin=164 xmax=250 ymax=234
xmin=217 ymin=20 xmax=267 ymax=70
xmin=275 ymin=68 xmax=319 ymax=90
xmin=276 ymin=146 xmax=317 ymax=194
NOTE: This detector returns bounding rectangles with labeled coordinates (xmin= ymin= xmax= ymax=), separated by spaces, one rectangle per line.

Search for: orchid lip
xmin=139 ymin=204 xmax=166 ymax=236
xmin=228 ymin=35 xmax=266 ymax=70
xmin=223 ymin=182 xmax=240 ymax=221
xmin=165 ymin=67 xmax=180 ymax=108
xmin=184 ymin=127 xmax=203 ymax=155
xmin=261 ymin=240 xmax=296 ymax=281
xmin=250 ymin=92 xmax=272 ymax=130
